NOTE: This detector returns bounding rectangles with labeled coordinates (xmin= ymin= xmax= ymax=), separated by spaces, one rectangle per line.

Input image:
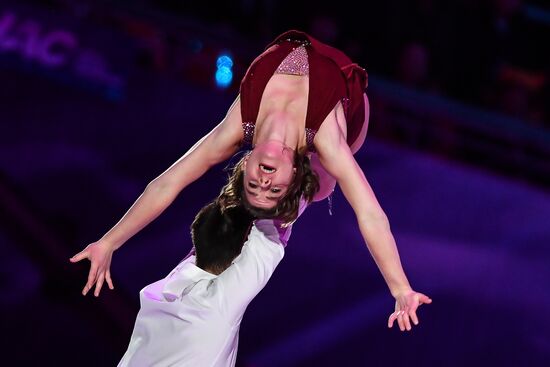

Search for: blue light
xmin=215 ymin=66 xmax=233 ymax=88
xmin=216 ymin=55 xmax=233 ymax=69
xmin=215 ymin=54 xmax=233 ymax=88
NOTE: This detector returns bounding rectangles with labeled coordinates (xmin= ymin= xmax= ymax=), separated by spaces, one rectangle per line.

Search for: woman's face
xmin=243 ymin=141 xmax=295 ymax=209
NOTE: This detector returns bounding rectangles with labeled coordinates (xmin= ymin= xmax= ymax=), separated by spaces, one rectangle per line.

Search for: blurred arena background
xmin=1 ymin=1 xmax=549 ymax=366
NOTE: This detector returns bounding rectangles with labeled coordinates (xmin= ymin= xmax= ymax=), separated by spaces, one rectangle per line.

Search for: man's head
xmin=190 ymin=201 xmax=254 ymax=275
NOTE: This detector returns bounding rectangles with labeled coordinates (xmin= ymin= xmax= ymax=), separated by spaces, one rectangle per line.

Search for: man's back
xmin=118 ymin=220 xmax=287 ymax=367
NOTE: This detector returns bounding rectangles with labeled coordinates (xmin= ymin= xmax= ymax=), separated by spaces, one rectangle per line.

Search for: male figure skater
xmin=118 ymin=202 xmax=292 ymax=367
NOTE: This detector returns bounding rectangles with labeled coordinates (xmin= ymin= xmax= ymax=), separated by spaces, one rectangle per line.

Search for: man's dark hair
xmin=190 ymin=200 xmax=254 ymax=274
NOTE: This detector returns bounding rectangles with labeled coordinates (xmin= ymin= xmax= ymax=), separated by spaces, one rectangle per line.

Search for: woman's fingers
xmin=94 ymin=272 xmax=105 ymax=297
xmin=388 ymin=292 xmax=432 ymax=331
xmin=390 ymin=310 xmax=418 ymax=331
xmin=402 ymin=308 xmax=412 ymax=331
xmin=83 ymin=264 xmax=99 ymax=295
xmin=69 ymin=249 xmax=88 ymax=263
xmin=397 ymin=311 xmax=405 ymax=331
xmin=388 ymin=312 xmax=398 ymax=328
xmin=405 ymin=298 xmax=420 ymax=327
xmin=418 ymin=293 xmax=433 ymax=305
xmin=389 ymin=310 xmax=416 ymax=331
xmin=409 ymin=308 xmax=419 ymax=325
xmin=105 ymin=269 xmax=114 ymax=290
xmin=70 ymin=242 xmax=116 ymax=297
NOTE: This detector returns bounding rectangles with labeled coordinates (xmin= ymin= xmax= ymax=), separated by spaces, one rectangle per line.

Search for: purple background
xmin=1 ymin=1 xmax=549 ymax=366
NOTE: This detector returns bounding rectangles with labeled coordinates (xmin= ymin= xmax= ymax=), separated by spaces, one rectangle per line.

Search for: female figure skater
xmin=70 ymin=29 xmax=431 ymax=332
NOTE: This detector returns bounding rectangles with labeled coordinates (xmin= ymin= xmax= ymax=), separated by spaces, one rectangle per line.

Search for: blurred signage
xmin=0 ymin=4 xmax=132 ymax=99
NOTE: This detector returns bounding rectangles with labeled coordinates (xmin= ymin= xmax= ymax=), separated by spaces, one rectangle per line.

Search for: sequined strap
xmin=241 ymin=121 xmax=255 ymax=146
xmin=305 ymin=127 xmax=317 ymax=153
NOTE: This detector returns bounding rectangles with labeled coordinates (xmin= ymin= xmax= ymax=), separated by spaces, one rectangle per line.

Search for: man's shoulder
xmin=250 ymin=220 xmax=288 ymax=247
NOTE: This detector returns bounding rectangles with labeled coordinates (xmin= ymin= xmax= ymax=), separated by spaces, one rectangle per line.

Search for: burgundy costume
xmin=239 ymin=30 xmax=368 ymax=151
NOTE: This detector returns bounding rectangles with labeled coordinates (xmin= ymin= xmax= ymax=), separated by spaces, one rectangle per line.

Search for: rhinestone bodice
xmin=241 ymin=42 xmax=316 ymax=152
xmin=274 ymin=45 xmax=309 ymax=76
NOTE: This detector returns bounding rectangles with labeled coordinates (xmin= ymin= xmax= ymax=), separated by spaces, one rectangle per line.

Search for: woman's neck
xmin=254 ymin=111 xmax=303 ymax=149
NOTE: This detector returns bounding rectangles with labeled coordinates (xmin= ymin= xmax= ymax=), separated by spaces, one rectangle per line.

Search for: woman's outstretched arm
xmin=70 ymin=96 xmax=244 ymax=297
xmin=314 ymin=103 xmax=431 ymax=331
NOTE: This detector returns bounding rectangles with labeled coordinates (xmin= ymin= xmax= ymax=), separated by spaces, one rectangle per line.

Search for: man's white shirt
xmin=117 ymin=220 xmax=289 ymax=367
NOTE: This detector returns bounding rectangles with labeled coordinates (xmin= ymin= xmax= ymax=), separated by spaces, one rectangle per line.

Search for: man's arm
xmin=215 ymin=220 xmax=287 ymax=323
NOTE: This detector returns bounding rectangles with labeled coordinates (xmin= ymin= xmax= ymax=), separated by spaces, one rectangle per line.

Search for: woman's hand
xmin=388 ymin=289 xmax=432 ymax=331
xmin=69 ymin=240 xmax=116 ymax=297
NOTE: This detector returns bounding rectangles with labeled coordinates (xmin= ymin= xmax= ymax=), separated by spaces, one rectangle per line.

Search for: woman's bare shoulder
xmin=313 ymin=100 xmax=347 ymax=154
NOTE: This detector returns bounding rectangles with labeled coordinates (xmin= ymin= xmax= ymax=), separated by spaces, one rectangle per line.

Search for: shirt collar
xmin=162 ymin=255 xmax=217 ymax=301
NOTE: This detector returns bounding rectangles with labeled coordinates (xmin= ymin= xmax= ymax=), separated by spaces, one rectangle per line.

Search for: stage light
xmin=215 ymin=66 xmax=232 ymax=87
xmin=216 ymin=55 xmax=233 ymax=69
xmin=215 ymin=54 xmax=233 ymax=88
